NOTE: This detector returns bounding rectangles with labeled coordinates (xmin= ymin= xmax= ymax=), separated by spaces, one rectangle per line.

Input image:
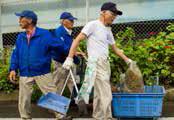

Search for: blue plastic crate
xmin=37 ymin=92 xmax=71 ymax=115
xmin=112 ymin=86 xmax=165 ymax=118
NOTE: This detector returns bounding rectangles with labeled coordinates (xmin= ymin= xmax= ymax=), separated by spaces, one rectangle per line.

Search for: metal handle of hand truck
xmin=60 ymin=68 xmax=79 ymax=96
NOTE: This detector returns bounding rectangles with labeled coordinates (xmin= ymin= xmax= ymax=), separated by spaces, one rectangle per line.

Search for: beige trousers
xmin=52 ymin=61 xmax=72 ymax=93
xmin=19 ymin=73 xmax=60 ymax=120
xmin=52 ymin=60 xmax=80 ymax=94
xmin=93 ymin=58 xmax=112 ymax=120
xmin=78 ymin=57 xmax=113 ymax=120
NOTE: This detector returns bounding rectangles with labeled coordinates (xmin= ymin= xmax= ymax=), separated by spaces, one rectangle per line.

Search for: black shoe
xmin=78 ymin=99 xmax=88 ymax=117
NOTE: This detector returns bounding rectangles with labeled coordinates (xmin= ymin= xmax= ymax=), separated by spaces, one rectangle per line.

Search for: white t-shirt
xmin=81 ymin=20 xmax=115 ymax=59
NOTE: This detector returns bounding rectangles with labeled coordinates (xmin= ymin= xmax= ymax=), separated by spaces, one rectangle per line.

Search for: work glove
xmin=62 ymin=57 xmax=74 ymax=70
xmin=126 ymin=59 xmax=133 ymax=65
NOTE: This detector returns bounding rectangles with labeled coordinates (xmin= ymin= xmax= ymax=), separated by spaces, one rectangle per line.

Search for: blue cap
xmin=60 ymin=12 xmax=77 ymax=21
xmin=15 ymin=10 xmax=38 ymax=22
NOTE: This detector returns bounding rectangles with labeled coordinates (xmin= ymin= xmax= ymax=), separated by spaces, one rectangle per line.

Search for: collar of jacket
xmin=59 ymin=25 xmax=71 ymax=36
xmin=20 ymin=27 xmax=41 ymax=39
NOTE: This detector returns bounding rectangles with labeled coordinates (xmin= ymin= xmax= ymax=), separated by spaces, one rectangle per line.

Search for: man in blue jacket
xmin=52 ymin=12 xmax=87 ymax=117
xmin=9 ymin=10 xmax=68 ymax=120
xmin=52 ymin=12 xmax=79 ymax=92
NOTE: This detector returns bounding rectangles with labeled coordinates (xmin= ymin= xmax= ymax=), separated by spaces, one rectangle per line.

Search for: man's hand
xmin=126 ymin=59 xmax=133 ymax=65
xmin=63 ymin=57 xmax=74 ymax=70
xmin=9 ymin=70 xmax=17 ymax=84
xmin=75 ymin=51 xmax=87 ymax=60
xmin=75 ymin=51 xmax=86 ymax=57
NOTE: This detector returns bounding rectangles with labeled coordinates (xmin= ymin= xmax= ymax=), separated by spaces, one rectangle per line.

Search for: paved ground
xmin=2 ymin=117 xmax=172 ymax=120
xmin=0 ymin=101 xmax=174 ymax=120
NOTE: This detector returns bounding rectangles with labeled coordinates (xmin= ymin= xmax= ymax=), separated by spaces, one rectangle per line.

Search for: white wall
xmin=1 ymin=0 xmax=87 ymax=33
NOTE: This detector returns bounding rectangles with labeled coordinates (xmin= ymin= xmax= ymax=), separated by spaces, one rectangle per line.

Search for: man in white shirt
xmin=63 ymin=2 xmax=133 ymax=120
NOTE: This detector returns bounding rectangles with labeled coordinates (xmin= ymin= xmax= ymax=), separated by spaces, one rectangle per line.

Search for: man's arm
xmin=111 ymin=44 xmax=132 ymax=64
xmin=68 ymin=32 xmax=86 ymax=58
xmin=47 ymin=31 xmax=69 ymax=55
xmin=9 ymin=35 xmax=20 ymax=72
xmin=9 ymin=36 xmax=20 ymax=83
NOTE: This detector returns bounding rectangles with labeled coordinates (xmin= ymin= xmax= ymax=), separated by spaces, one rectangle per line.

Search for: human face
xmin=103 ymin=10 xmax=117 ymax=26
xmin=19 ymin=17 xmax=32 ymax=29
xmin=62 ymin=19 xmax=74 ymax=30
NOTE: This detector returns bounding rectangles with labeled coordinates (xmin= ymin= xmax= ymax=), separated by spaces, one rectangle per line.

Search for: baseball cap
xmin=15 ymin=10 xmax=38 ymax=22
xmin=101 ymin=2 xmax=123 ymax=15
xmin=60 ymin=12 xmax=77 ymax=21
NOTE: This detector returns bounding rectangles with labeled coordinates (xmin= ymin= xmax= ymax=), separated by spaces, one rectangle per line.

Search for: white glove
xmin=126 ymin=58 xmax=133 ymax=65
xmin=62 ymin=57 xmax=73 ymax=70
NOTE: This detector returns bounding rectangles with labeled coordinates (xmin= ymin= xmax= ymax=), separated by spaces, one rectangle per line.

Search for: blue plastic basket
xmin=37 ymin=92 xmax=71 ymax=115
xmin=112 ymin=86 xmax=165 ymax=118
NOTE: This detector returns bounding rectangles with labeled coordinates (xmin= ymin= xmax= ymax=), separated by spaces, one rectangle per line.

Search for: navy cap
xmin=15 ymin=10 xmax=37 ymax=22
xmin=60 ymin=12 xmax=77 ymax=21
xmin=101 ymin=2 xmax=122 ymax=15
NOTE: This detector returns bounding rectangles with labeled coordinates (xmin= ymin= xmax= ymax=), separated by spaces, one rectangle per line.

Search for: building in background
xmin=0 ymin=0 xmax=174 ymax=48
xmin=1 ymin=0 xmax=174 ymax=33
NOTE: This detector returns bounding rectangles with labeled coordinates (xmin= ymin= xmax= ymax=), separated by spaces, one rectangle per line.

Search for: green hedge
xmin=0 ymin=48 xmax=16 ymax=93
xmin=109 ymin=23 xmax=174 ymax=87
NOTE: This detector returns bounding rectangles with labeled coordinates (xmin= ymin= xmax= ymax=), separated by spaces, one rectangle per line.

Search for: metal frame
xmin=85 ymin=0 xmax=89 ymax=23
xmin=0 ymin=1 xmax=3 ymax=50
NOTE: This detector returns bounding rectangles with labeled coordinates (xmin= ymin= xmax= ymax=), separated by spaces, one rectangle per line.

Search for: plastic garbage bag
xmin=118 ymin=61 xmax=144 ymax=93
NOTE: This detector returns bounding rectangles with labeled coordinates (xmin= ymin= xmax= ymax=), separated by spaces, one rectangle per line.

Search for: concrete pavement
xmin=0 ymin=118 xmax=174 ymax=120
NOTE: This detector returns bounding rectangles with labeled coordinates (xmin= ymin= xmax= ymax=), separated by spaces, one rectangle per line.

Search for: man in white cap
xmin=63 ymin=2 xmax=133 ymax=120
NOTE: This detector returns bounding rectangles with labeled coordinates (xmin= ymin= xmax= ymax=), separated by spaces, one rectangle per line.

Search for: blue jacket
xmin=52 ymin=25 xmax=80 ymax=64
xmin=10 ymin=27 xmax=69 ymax=77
